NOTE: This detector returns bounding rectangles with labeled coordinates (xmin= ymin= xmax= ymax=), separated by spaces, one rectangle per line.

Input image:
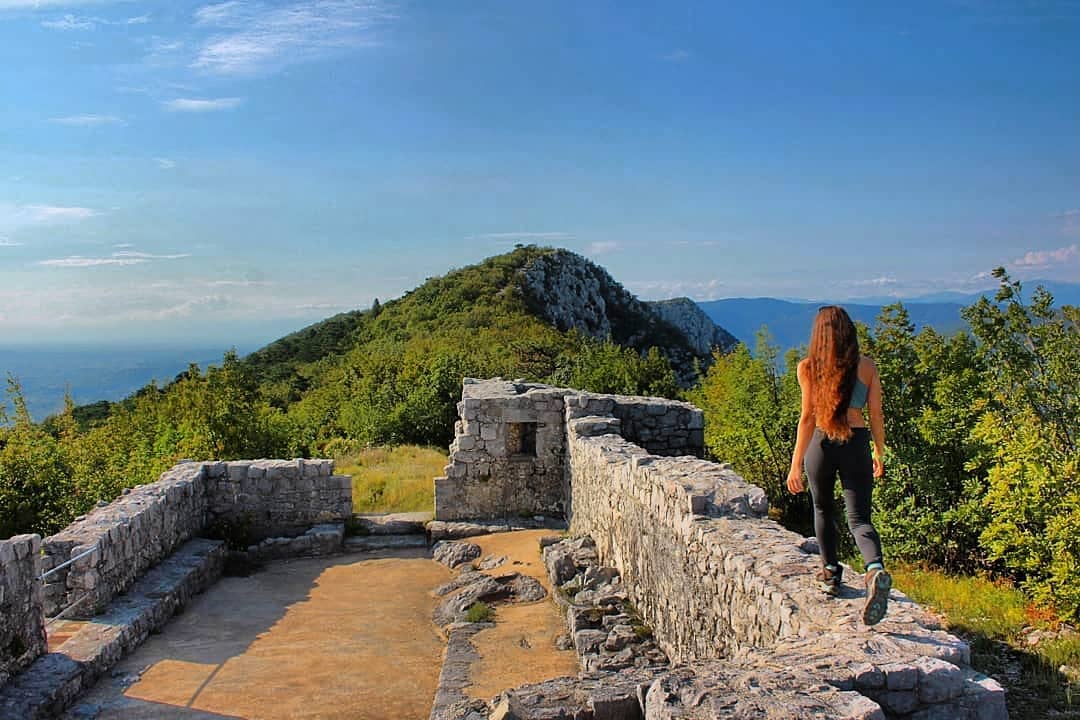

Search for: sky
xmin=1 ymin=0 xmax=1079 ymax=347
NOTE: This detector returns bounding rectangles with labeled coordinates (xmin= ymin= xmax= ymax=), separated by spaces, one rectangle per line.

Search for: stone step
xmin=0 ymin=538 xmax=226 ymax=720
xmin=344 ymin=534 xmax=428 ymax=552
xmin=351 ymin=512 xmax=431 ymax=535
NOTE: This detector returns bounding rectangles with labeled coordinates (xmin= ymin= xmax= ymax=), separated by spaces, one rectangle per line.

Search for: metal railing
xmin=40 ymin=546 xmax=97 ymax=627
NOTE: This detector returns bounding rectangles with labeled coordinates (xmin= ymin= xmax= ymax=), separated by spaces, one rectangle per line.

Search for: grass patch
xmin=334 ymin=445 xmax=446 ymax=514
xmin=879 ymin=561 xmax=1080 ymax=719
xmin=466 ymin=601 xmax=493 ymax=623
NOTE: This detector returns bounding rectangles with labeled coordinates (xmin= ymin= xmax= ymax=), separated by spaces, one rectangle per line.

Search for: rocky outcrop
xmin=515 ymin=249 xmax=733 ymax=383
xmin=648 ymin=297 xmax=736 ymax=356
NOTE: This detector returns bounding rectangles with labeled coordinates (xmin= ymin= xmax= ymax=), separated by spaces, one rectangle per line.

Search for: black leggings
xmin=804 ymin=427 xmax=884 ymax=568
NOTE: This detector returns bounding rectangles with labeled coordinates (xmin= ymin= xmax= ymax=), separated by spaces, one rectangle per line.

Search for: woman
xmin=786 ymin=306 xmax=891 ymax=626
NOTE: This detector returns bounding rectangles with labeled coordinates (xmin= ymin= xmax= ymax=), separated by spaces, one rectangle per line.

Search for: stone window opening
xmin=507 ymin=422 xmax=537 ymax=457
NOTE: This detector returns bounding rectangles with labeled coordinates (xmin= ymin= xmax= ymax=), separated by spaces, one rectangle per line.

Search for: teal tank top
xmin=850 ymin=377 xmax=869 ymax=409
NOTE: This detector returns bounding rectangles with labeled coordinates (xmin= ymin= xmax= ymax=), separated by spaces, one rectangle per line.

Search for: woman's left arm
xmin=867 ymin=358 xmax=886 ymax=479
xmin=787 ymin=360 xmax=816 ymax=494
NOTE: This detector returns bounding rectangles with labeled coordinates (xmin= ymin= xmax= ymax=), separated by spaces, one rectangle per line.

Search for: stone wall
xmin=434 ymin=379 xmax=704 ymax=521
xmin=564 ymin=409 xmax=1006 ymax=718
xmin=204 ymin=459 xmax=352 ymax=540
xmin=41 ymin=458 xmax=351 ymax=620
xmin=42 ymin=463 xmax=209 ymax=619
xmin=0 ymin=535 xmax=47 ymax=689
xmin=436 ymin=379 xmax=571 ymax=521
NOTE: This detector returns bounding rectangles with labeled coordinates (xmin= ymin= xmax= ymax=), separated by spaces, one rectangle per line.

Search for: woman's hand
xmin=786 ymin=467 xmax=805 ymax=494
xmin=873 ymin=455 xmax=885 ymax=479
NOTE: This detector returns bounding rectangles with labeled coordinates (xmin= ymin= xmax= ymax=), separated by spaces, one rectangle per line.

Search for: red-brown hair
xmin=808 ymin=306 xmax=860 ymax=441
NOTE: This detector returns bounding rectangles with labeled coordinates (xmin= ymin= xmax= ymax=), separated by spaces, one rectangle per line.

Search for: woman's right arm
xmin=867 ymin=358 xmax=886 ymax=479
xmin=787 ymin=360 xmax=816 ymax=494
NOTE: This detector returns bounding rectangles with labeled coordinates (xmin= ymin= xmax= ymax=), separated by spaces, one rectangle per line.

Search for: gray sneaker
xmin=862 ymin=568 xmax=892 ymax=625
xmin=816 ymin=565 xmax=842 ymax=596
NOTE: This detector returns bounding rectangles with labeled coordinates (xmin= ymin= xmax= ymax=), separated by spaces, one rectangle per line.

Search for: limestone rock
xmin=434 ymin=541 xmax=483 ymax=569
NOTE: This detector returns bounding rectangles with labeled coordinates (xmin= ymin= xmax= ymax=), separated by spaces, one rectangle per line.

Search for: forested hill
xmin=244 ymin=245 xmax=735 ymax=396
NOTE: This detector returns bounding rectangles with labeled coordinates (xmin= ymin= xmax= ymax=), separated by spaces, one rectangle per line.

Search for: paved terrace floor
xmin=64 ymin=531 xmax=576 ymax=720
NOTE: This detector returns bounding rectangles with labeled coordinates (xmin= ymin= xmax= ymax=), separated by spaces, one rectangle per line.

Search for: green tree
xmin=690 ymin=329 xmax=808 ymax=530
xmin=965 ymin=269 xmax=1080 ymax=617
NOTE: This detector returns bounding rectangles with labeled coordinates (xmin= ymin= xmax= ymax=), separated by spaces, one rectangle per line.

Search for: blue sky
xmin=1 ymin=0 xmax=1078 ymax=346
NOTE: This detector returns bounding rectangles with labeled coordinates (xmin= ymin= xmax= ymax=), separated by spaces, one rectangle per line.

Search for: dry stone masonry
xmin=436 ymin=379 xmax=1008 ymax=719
xmin=435 ymin=379 xmax=703 ymax=521
xmin=0 ymin=457 xmax=351 ymax=718
xmin=0 ymin=535 xmax=47 ymax=689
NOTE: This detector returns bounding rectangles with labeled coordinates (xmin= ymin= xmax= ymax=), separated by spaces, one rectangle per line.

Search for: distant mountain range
xmin=3 ymin=267 xmax=1076 ymax=421
xmin=699 ymin=280 xmax=1080 ymax=351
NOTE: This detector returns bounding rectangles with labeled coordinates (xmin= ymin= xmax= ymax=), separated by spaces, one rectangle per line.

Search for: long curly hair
xmin=808 ymin=306 xmax=860 ymax=442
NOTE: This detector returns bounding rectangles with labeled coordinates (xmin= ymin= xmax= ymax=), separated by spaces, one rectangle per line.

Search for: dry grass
xmin=883 ymin=562 xmax=1080 ymax=718
xmin=334 ymin=445 xmax=446 ymax=513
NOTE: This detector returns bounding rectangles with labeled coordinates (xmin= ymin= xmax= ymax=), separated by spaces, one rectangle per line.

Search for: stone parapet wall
xmin=567 ymin=394 xmax=704 ymax=458
xmin=565 ymin=416 xmax=780 ymax=659
xmin=434 ymin=379 xmax=703 ymax=521
xmin=42 ymin=463 xmax=209 ymax=618
xmin=204 ymin=459 xmax=352 ymax=540
xmin=0 ymin=535 xmax=46 ymax=689
xmin=564 ymin=410 xmax=1006 ymax=718
xmin=436 ymin=379 xmax=571 ymax=521
xmin=40 ymin=458 xmax=351 ymax=621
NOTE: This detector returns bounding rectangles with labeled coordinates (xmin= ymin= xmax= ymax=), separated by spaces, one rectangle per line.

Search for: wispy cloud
xmin=191 ymin=0 xmax=397 ymax=76
xmin=1012 ymin=243 xmax=1080 ymax=269
xmin=852 ymin=275 xmax=898 ymax=287
xmin=0 ymin=237 xmax=22 ymax=247
xmin=662 ymin=49 xmax=690 ymax=62
xmin=39 ymin=250 xmax=191 ymax=268
xmin=162 ymin=97 xmax=244 ymax=112
xmin=628 ymin=278 xmax=726 ymax=300
xmin=25 ymin=205 xmax=100 ymax=222
xmin=49 ymin=114 xmax=123 ymax=126
xmin=41 ymin=13 xmax=94 ymax=30
xmin=158 ymin=295 xmax=231 ymax=318
xmin=0 ymin=0 xmax=128 ymax=7
xmin=1056 ymin=208 xmax=1080 ymax=237
xmin=469 ymin=231 xmax=575 ymax=244
xmin=587 ymin=240 xmax=619 ymax=255
xmin=40 ymin=12 xmax=151 ymax=30
xmin=155 ymin=157 xmax=177 ymax=169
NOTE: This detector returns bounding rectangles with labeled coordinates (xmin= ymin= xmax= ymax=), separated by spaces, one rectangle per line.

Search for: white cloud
xmin=162 ymin=97 xmax=244 ymax=112
xmin=662 ymin=49 xmax=690 ymax=62
xmin=155 ymin=157 xmax=177 ymax=169
xmin=41 ymin=13 xmax=95 ymax=29
xmin=113 ymin=250 xmax=191 ymax=260
xmin=1012 ymin=243 xmax=1080 ymax=269
xmin=125 ymin=12 xmax=149 ymax=24
xmin=191 ymin=0 xmax=396 ymax=76
xmin=0 ymin=237 xmax=22 ymax=247
xmin=49 ymin=114 xmax=123 ymax=126
xmin=628 ymin=278 xmax=726 ymax=301
xmin=39 ymin=250 xmax=191 ymax=268
xmin=157 ymin=295 xmax=231 ymax=318
xmin=470 ymin=231 xmax=574 ymax=244
xmin=587 ymin=240 xmax=619 ymax=255
xmin=852 ymin=275 xmax=898 ymax=287
xmin=0 ymin=0 xmax=126 ymax=6
xmin=24 ymin=205 xmax=99 ymax=222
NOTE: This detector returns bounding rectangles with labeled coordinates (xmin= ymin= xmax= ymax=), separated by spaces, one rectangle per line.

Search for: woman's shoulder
xmin=859 ymin=355 xmax=878 ymax=376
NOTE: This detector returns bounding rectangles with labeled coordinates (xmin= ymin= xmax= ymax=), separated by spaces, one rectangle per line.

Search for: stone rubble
xmin=434 ymin=541 xmax=484 ymax=569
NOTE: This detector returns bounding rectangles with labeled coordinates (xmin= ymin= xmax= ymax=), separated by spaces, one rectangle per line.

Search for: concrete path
xmin=70 ymin=550 xmax=451 ymax=720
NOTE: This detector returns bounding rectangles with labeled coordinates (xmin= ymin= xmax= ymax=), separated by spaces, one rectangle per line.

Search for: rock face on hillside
xmin=649 ymin=298 xmax=737 ymax=357
xmin=516 ymin=249 xmax=735 ymax=382
xmin=518 ymin=249 xmax=647 ymax=342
